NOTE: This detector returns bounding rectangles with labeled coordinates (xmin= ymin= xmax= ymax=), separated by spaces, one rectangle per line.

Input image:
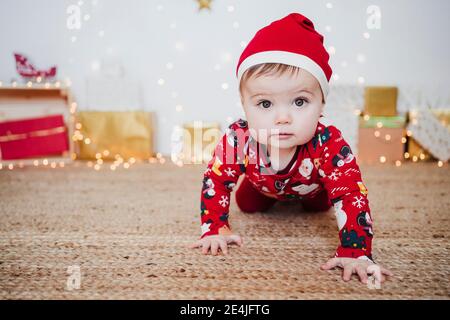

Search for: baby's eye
xmin=294 ymin=98 xmax=307 ymax=107
xmin=257 ymin=100 xmax=272 ymax=109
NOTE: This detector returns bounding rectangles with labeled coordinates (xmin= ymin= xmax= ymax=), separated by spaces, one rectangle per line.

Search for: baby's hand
xmin=189 ymin=234 xmax=243 ymax=255
xmin=321 ymin=257 xmax=393 ymax=284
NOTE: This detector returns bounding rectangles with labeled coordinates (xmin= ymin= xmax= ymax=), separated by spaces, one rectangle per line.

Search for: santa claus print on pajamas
xmin=199 ymin=119 xmax=374 ymax=261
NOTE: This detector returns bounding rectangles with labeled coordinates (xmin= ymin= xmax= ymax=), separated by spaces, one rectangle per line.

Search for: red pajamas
xmin=199 ymin=119 xmax=374 ymax=261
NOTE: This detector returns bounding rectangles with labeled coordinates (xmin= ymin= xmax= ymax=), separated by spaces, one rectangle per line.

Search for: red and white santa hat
xmin=236 ymin=13 xmax=332 ymax=100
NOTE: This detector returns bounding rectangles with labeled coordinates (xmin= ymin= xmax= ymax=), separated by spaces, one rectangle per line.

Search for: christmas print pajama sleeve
xmin=199 ymin=123 xmax=247 ymax=238
xmin=313 ymin=126 xmax=374 ymax=261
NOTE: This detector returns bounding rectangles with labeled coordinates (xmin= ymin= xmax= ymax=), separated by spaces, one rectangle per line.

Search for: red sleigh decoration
xmin=14 ymin=53 xmax=57 ymax=80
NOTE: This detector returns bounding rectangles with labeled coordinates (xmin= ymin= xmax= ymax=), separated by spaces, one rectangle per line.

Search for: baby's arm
xmin=314 ymin=125 xmax=373 ymax=260
xmin=314 ymin=125 xmax=393 ymax=283
xmin=190 ymin=122 xmax=247 ymax=255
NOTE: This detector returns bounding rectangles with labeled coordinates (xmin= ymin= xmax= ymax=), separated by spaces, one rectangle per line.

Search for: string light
xmin=385 ymin=134 xmax=391 ymax=141
xmin=401 ymin=137 xmax=407 ymax=144
xmin=395 ymin=160 xmax=402 ymax=167
xmin=438 ymin=161 xmax=444 ymax=167
xmin=404 ymin=152 xmax=410 ymax=159
xmin=379 ymin=156 xmax=386 ymax=163
xmin=8 ymin=164 xmax=14 ymax=170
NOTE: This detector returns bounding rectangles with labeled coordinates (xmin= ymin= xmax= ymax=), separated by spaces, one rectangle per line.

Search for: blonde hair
xmin=239 ymin=63 xmax=300 ymax=94
xmin=239 ymin=63 xmax=325 ymax=103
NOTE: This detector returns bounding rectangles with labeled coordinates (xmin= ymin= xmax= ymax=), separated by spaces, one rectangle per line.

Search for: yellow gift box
xmin=182 ymin=121 xmax=221 ymax=164
xmin=364 ymin=86 xmax=398 ymax=116
xmin=75 ymin=111 xmax=154 ymax=160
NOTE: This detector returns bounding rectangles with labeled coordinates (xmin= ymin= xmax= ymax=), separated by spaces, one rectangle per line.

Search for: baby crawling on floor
xmin=190 ymin=12 xmax=393 ymax=284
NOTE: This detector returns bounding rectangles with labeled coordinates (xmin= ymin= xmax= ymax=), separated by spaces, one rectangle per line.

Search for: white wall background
xmin=1 ymin=0 xmax=449 ymax=155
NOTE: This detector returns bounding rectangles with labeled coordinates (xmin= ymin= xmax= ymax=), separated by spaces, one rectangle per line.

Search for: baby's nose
xmin=275 ymin=109 xmax=292 ymax=124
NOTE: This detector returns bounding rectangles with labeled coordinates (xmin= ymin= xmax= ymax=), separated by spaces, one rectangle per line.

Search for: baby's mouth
xmin=272 ymin=133 xmax=294 ymax=139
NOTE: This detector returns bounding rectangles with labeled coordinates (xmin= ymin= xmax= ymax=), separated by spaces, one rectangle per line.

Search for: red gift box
xmin=0 ymin=115 xmax=69 ymax=160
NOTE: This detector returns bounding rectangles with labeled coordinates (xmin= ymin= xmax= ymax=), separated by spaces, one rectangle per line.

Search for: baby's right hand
xmin=189 ymin=234 xmax=243 ymax=255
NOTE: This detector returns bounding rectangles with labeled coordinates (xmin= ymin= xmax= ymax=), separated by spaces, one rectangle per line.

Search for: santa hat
xmin=236 ymin=13 xmax=332 ymax=100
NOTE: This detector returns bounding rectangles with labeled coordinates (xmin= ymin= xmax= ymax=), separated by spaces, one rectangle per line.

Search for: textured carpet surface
xmin=0 ymin=161 xmax=449 ymax=299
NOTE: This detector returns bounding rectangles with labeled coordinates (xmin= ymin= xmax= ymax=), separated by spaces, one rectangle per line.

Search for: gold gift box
xmin=364 ymin=86 xmax=398 ymax=116
xmin=182 ymin=121 xmax=221 ymax=164
xmin=76 ymin=111 xmax=154 ymax=160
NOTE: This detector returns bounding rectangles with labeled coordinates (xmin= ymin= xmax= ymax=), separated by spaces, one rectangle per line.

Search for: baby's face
xmin=240 ymin=68 xmax=324 ymax=150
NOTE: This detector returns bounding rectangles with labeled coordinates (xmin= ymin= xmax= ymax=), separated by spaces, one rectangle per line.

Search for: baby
xmin=190 ymin=13 xmax=392 ymax=284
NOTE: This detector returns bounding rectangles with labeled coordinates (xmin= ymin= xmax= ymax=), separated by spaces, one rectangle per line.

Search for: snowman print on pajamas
xmin=332 ymin=199 xmax=347 ymax=231
xmin=332 ymin=145 xmax=355 ymax=168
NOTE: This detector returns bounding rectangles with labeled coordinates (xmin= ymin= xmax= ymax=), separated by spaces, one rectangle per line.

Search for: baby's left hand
xmin=321 ymin=257 xmax=393 ymax=284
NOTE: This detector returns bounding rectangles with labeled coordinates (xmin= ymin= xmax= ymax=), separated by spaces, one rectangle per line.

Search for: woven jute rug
xmin=0 ymin=161 xmax=449 ymax=299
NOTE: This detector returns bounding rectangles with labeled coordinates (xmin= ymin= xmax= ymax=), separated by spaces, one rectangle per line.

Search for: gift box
xmin=364 ymin=86 xmax=398 ymax=116
xmin=182 ymin=121 xmax=221 ymax=164
xmin=76 ymin=111 xmax=154 ymax=160
xmin=0 ymin=114 xmax=69 ymax=160
xmin=357 ymin=127 xmax=405 ymax=164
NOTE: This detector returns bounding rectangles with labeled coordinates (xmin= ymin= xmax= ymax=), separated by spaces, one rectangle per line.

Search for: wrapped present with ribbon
xmin=357 ymin=115 xmax=406 ymax=164
xmin=0 ymin=114 xmax=69 ymax=160
xmin=364 ymin=86 xmax=398 ymax=117
xmin=76 ymin=111 xmax=154 ymax=160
